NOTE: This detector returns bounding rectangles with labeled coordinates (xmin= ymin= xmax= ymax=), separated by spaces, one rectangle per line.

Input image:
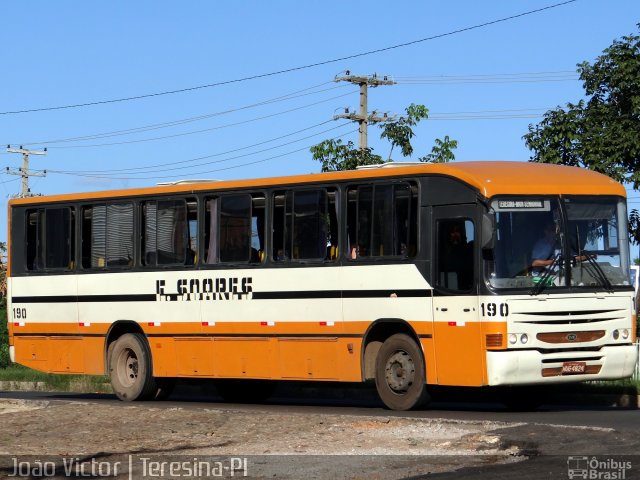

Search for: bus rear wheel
xmin=108 ymin=333 xmax=157 ymax=401
xmin=374 ymin=334 xmax=429 ymax=410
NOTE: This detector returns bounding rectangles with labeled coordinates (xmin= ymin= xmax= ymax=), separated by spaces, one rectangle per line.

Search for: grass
xmin=0 ymin=364 xmax=111 ymax=393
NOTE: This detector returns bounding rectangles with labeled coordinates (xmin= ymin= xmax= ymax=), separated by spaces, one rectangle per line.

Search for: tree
xmin=524 ymin=25 xmax=640 ymax=240
xmin=311 ymin=104 xmax=458 ymax=172
xmin=419 ymin=136 xmax=459 ymax=164
xmin=0 ymin=241 xmax=8 ymax=368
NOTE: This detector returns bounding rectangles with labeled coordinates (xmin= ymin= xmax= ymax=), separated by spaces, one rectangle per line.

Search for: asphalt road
xmin=2 ymin=385 xmax=640 ymax=479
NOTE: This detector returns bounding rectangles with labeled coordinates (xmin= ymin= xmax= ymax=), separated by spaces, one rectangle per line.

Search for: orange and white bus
xmin=6 ymin=161 xmax=638 ymax=410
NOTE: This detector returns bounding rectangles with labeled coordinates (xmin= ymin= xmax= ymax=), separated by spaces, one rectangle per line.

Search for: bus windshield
xmin=486 ymin=196 xmax=631 ymax=291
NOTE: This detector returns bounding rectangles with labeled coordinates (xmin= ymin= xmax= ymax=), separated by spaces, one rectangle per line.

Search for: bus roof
xmin=8 ymin=161 xmax=625 ymax=206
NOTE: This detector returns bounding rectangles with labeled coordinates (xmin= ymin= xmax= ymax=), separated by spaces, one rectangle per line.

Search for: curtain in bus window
xmin=219 ymin=195 xmax=251 ymax=263
xmin=91 ymin=205 xmax=107 ymax=268
xmin=144 ymin=203 xmax=157 ymax=265
xmin=206 ymin=198 xmax=218 ymax=264
xmin=156 ymin=200 xmax=187 ymax=265
xmin=106 ymin=203 xmax=134 ymax=267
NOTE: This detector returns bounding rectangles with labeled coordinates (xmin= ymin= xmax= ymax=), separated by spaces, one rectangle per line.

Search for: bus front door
xmin=431 ymin=205 xmax=485 ymax=386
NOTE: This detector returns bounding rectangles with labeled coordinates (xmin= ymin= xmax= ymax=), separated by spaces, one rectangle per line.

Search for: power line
xmin=14 ymin=82 xmax=344 ymax=146
xmin=11 ymin=72 xmax=570 ymax=149
xmin=49 ymin=123 xmax=354 ymax=177
xmin=50 ymin=129 xmax=359 ymax=181
xmin=395 ymin=70 xmax=578 ymax=84
xmin=33 ymin=92 xmax=354 ymax=149
xmin=52 ymin=120 xmax=344 ymax=174
xmin=0 ymin=0 xmax=579 ymax=116
xmin=46 ymin=106 xmax=552 ymax=172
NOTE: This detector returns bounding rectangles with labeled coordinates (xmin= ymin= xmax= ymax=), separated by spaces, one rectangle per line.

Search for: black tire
xmin=214 ymin=379 xmax=277 ymax=403
xmin=374 ymin=333 xmax=429 ymax=410
xmin=108 ymin=333 xmax=157 ymax=401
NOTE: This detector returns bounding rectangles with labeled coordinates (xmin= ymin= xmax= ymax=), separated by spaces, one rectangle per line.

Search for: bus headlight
xmin=622 ymin=329 xmax=630 ymax=340
xmin=520 ymin=334 xmax=529 ymax=344
xmin=508 ymin=333 xmax=518 ymax=345
xmin=613 ymin=330 xmax=620 ymax=340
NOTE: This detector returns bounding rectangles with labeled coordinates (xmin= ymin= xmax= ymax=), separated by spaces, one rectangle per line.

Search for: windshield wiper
xmin=530 ymin=252 xmax=562 ymax=296
xmin=581 ymin=253 xmax=614 ymax=292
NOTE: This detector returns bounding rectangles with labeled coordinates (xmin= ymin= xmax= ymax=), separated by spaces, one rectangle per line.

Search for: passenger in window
xmin=275 ymin=248 xmax=288 ymax=262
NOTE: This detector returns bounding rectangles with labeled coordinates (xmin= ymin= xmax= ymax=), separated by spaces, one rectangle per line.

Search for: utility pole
xmin=5 ymin=145 xmax=47 ymax=197
xmin=334 ymin=71 xmax=395 ymax=150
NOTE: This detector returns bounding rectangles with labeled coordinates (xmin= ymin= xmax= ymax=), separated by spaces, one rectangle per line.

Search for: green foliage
xmin=309 ymin=139 xmax=383 ymax=172
xmin=0 ymin=364 xmax=111 ymax=392
xmin=380 ymin=104 xmax=429 ymax=159
xmin=311 ymin=103 xmax=457 ymax=172
xmin=524 ymin=25 xmax=640 ymax=240
xmin=0 ymin=298 xmax=9 ymax=369
xmin=420 ymin=136 xmax=459 ymax=164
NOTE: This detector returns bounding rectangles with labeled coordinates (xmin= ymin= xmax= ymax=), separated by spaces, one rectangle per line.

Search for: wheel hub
xmin=116 ymin=348 xmax=139 ymax=387
xmin=384 ymin=351 xmax=415 ymax=393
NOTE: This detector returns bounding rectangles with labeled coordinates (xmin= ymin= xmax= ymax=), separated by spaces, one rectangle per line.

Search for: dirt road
xmin=0 ymin=398 xmax=523 ymax=479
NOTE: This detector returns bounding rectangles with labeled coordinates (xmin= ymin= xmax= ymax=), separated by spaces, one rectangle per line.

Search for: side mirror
xmin=481 ymin=211 xmax=496 ymax=250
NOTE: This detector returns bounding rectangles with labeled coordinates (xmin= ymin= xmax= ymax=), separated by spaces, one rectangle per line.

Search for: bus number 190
xmin=481 ymin=302 xmax=509 ymax=317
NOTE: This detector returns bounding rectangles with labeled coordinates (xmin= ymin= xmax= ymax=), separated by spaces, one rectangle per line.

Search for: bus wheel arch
xmin=361 ymin=319 xmax=429 ymax=410
xmin=104 ymin=321 xmax=158 ymax=401
xmin=104 ymin=320 xmax=146 ymax=373
xmin=361 ymin=319 xmax=422 ymax=380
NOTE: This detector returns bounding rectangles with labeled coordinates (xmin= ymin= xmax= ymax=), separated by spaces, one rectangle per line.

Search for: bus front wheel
xmin=108 ymin=333 xmax=157 ymax=401
xmin=374 ymin=334 xmax=429 ymax=410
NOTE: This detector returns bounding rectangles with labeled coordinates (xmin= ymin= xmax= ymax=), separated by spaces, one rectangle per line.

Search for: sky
xmin=1 ymin=0 xmax=639 ymax=243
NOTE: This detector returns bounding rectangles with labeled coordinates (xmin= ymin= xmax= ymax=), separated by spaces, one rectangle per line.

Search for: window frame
xmin=345 ymin=180 xmax=419 ymax=262
xmin=270 ymin=186 xmax=339 ymax=264
xmin=203 ymin=191 xmax=266 ymax=266
xmin=24 ymin=205 xmax=75 ymax=273
xmin=141 ymin=196 xmax=197 ymax=268
xmin=80 ymin=200 xmax=136 ymax=271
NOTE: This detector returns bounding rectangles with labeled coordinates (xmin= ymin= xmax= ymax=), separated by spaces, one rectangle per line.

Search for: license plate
xmin=562 ymin=361 xmax=586 ymax=374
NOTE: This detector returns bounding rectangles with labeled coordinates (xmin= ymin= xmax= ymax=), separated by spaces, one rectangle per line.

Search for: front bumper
xmin=486 ymin=344 xmax=638 ymax=385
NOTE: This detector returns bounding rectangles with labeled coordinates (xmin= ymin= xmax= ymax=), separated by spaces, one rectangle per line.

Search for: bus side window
xmin=273 ymin=188 xmax=334 ymax=262
xmin=142 ymin=198 xmax=195 ymax=267
xmin=347 ymin=182 xmax=417 ymax=260
xmin=82 ymin=203 xmax=134 ymax=269
xmin=219 ymin=194 xmax=252 ymax=263
xmin=26 ymin=207 xmax=74 ymax=271
xmin=204 ymin=193 xmax=263 ymax=264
